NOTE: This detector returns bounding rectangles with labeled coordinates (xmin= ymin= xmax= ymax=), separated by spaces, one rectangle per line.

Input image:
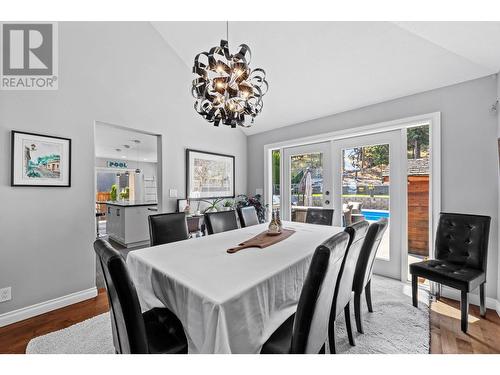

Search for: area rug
xmin=26 ymin=313 xmax=115 ymax=354
xmin=335 ymin=275 xmax=429 ymax=354
xmin=26 ymin=275 xmax=429 ymax=354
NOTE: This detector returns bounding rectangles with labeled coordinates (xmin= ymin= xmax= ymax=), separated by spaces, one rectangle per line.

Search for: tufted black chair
xmin=328 ymin=220 xmax=369 ymax=353
xmin=260 ymin=231 xmax=350 ymax=354
xmin=94 ymin=239 xmax=187 ymax=354
xmin=204 ymin=210 xmax=239 ymax=235
xmin=305 ymin=208 xmax=334 ymax=226
xmin=352 ymin=219 xmax=388 ymax=333
xmin=237 ymin=206 xmax=260 ymax=228
xmin=410 ymin=212 xmax=490 ymax=333
xmin=148 ymin=212 xmax=189 ymax=246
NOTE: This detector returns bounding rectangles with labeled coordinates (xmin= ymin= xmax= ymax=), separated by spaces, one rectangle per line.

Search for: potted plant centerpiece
xmin=110 ymin=184 xmax=118 ymax=202
xmin=119 ymin=187 xmax=130 ymax=201
xmin=221 ymin=199 xmax=234 ymax=211
xmin=201 ymin=198 xmax=224 ymax=213
xmin=236 ymin=194 xmax=268 ymax=223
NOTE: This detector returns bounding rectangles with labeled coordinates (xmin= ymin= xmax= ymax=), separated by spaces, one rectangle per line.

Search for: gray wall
xmin=248 ymin=75 xmax=499 ymax=299
xmin=0 ymin=22 xmax=247 ymax=315
xmin=497 ymin=73 xmax=500 ymax=304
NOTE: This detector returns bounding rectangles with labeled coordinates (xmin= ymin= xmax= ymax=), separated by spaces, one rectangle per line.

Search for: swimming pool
xmin=361 ymin=209 xmax=390 ymax=221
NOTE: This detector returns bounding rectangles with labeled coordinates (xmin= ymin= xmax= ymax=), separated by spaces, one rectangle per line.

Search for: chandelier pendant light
xmin=191 ymin=22 xmax=268 ymax=128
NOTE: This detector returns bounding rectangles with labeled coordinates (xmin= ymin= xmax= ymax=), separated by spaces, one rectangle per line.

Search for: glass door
xmin=282 ymin=142 xmax=333 ymax=223
xmin=333 ymin=130 xmax=404 ymax=280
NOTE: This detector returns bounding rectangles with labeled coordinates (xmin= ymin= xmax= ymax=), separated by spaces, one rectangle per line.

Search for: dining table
xmin=126 ymin=221 xmax=344 ymax=354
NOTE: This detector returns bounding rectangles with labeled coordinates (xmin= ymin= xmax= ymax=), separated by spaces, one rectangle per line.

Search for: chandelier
xmin=191 ymin=24 xmax=268 ymax=128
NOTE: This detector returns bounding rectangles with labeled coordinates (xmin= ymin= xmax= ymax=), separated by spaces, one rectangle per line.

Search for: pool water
xmin=361 ymin=209 xmax=390 ymax=221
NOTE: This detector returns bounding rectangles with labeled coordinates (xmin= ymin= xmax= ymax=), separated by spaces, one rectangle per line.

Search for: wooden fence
xmin=407 ymin=175 xmax=429 ymax=256
xmin=96 ymin=192 xmax=111 ymax=219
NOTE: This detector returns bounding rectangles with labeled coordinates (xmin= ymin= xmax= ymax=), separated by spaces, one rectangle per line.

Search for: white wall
xmin=247 ymin=75 xmax=499 ymax=301
xmin=0 ymin=22 xmax=247 ymax=316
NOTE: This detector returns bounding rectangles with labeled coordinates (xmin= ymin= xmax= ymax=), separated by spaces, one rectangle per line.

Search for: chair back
xmin=305 ymin=208 xmax=334 ymax=226
xmin=186 ymin=215 xmax=201 ymax=234
xmin=204 ymin=210 xmax=239 ymax=235
xmin=331 ymin=220 xmax=369 ymax=319
xmin=237 ymin=206 xmax=260 ymax=228
xmin=94 ymin=239 xmax=148 ymax=354
xmin=435 ymin=212 xmax=491 ymax=271
xmin=352 ymin=219 xmax=388 ymax=294
xmin=148 ymin=212 xmax=189 ymax=246
xmin=290 ymin=231 xmax=350 ymax=354
xmin=348 ymin=202 xmax=363 ymax=214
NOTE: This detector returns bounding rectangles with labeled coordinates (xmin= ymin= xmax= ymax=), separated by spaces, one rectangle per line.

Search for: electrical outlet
xmin=0 ymin=287 xmax=11 ymax=303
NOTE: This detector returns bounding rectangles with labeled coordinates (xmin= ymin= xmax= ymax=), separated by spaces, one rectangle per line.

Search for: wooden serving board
xmin=227 ymin=229 xmax=296 ymax=254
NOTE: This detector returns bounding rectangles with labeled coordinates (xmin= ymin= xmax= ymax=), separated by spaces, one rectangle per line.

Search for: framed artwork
xmin=186 ymin=149 xmax=235 ymax=199
xmin=498 ymin=139 xmax=500 ymax=171
xmin=177 ymin=199 xmax=189 ymax=213
xmin=11 ymin=131 xmax=71 ymax=187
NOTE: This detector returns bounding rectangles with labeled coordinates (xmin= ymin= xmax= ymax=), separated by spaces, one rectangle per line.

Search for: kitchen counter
xmin=106 ymin=201 xmax=158 ymax=207
xmin=106 ymin=202 xmax=158 ymax=248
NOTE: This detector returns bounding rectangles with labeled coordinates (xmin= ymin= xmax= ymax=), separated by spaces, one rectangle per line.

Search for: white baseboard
xmin=0 ymin=287 xmax=98 ymax=328
xmin=441 ymin=287 xmax=499 ymax=314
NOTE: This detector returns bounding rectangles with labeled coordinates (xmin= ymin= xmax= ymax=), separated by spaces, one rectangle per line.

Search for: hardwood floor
xmin=1 ymin=290 xmax=499 ymax=354
xmin=430 ymin=297 xmax=500 ymax=354
xmin=0 ymin=289 xmax=109 ymax=354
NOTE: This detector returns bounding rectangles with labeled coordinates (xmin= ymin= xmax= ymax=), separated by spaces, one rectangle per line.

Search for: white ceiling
xmin=152 ymin=21 xmax=500 ymax=135
xmin=95 ymin=123 xmax=158 ymax=163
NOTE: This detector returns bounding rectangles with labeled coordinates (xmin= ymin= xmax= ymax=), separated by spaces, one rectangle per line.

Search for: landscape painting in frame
xmin=11 ymin=131 xmax=71 ymax=187
xmin=186 ymin=149 xmax=235 ymax=199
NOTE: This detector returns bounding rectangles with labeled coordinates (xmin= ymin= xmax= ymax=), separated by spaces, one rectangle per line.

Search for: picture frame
xmin=186 ymin=149 xmax=235 ymax=200
xmin=11 ymin=130 xmax=72 ymax=187
xmin=498 ymin=139 xmax=500 ymax=172
xmin=177 ymin=199 xmax=189 ymax=213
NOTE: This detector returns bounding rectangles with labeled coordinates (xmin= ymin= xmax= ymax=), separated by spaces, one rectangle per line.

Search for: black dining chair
xmin=328 ymin=220 xmax=369 ymax=353
xmin=148 ymin=212 xmax=189 ymax=246
xmin=260 ymin=231 xmax=350 ymax=354
xmin=204 ymin=210 xmax=239 ymax=235
xmin=237 ymin=206 xmax=260 ymax=228
xmin=305 ymin=208 xmax=334 ymax=226
xmin=94 ymin=239 xmax=187 ymax=354
xmin=410 ymin=212 xmax=490 ymax=333
xmin=186 ymin=215 xmax=204 ymax=238
xmin=352 ymin=219 xmax=388 ymax=333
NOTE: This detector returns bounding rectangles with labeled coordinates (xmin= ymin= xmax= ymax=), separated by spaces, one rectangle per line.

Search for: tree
xmin=272 ymin=150 xmax=280 ymax=187
xmin=407 ymin=126 xmax=429 ymax=159
xmin=363 ymin=144 xmax=389 ymax=167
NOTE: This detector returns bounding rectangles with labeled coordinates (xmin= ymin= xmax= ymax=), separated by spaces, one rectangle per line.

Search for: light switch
xmin=169 ymin=189 xmax=178 ymax=198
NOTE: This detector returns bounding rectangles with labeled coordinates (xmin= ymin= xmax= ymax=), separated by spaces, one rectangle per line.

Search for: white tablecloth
xmin=126 ymin=221 xmax=343 ymax=353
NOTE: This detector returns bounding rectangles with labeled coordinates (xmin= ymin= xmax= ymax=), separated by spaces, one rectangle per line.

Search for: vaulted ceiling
xmin=152 ymin=21 xmax=500 ymax=135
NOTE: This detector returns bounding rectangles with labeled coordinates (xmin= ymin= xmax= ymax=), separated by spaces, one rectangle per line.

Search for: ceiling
xmin=152 ymin=21 xmax=500 ymax=135
xmin=95 ymin=123 xmax=158 ymax=163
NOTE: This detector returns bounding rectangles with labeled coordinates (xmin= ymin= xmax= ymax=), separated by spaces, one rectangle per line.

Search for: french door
xmin=332 ymin=130 xmax=404 ymax=279
xmin=282 ymin=142 xmax=333 ymax=223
